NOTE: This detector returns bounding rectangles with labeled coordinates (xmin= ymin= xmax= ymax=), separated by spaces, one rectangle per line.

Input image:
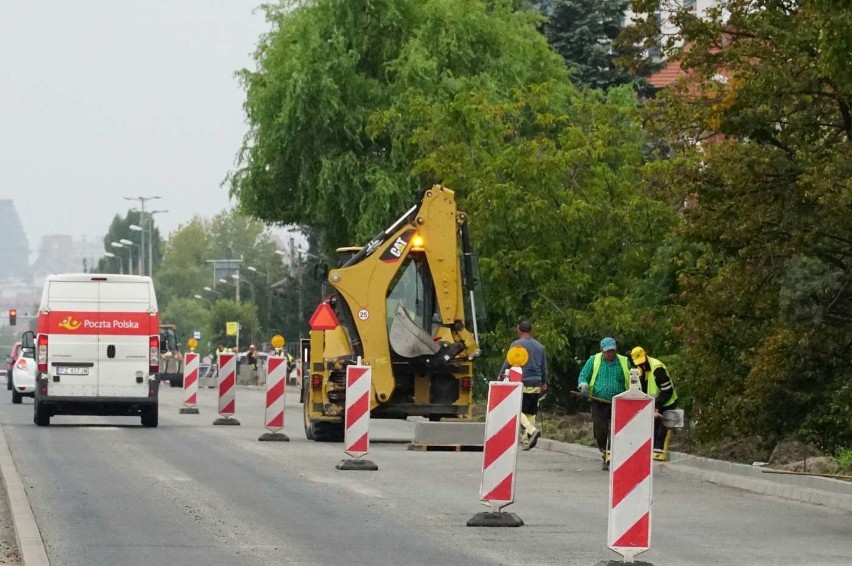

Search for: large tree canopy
xmin=229 ymin=0 xmax=565 ymax=249
xmin=229 ymin=0 xmax=675 ymax=407
xmin=627 ymin=0 xmax=852 ymax=450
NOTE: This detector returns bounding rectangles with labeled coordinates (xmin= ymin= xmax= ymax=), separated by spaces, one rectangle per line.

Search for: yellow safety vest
xmin=645 ymin=357 xmax=678 ymax=407
xmin=589 ymin=353 xmax=630 ymax=392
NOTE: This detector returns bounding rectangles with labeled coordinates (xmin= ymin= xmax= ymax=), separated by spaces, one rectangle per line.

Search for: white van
xmin=34 ymin=274 xmax=161 ymax=427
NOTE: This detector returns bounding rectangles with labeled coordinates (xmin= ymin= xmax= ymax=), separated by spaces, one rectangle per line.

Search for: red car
xmin=5 ymin=341 xmax=21 ymax=391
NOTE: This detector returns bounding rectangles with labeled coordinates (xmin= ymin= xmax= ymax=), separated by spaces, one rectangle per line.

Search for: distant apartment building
xmin=0 ymin=199 xmax=30 ymax=279
xmin=30 ymin=234 xmax=106 ymax=283
xmin=0 ymin=198 xmax=107 ymax=325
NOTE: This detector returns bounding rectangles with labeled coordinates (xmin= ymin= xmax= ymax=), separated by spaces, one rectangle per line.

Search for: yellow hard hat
xmin=630 ymin=346 xmax=647 ymax=365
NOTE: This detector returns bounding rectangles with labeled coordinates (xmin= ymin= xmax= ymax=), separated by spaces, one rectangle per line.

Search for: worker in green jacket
xmin=577 ymin=337 xmax=630 ymax=470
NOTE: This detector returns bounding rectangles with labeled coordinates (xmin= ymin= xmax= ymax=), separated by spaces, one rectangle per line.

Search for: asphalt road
xmin=0 ymin=383 xmax=850 ymax=566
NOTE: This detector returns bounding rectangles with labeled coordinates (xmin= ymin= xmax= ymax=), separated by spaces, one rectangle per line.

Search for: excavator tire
xmin=302 ymin=391 xmax=314 ymax=441
xmin=311 ymin=421 xmax=344 ymax=442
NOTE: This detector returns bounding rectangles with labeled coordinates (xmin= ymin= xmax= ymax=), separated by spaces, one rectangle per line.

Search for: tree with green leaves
xmin=229 ymin=0 xmax=568 ymax=251
xmin=531 ymin=0 xmax=655 ymax=91
xmin=626 ymin=0 xmax=852 ymax=451
xmin=154 ymin=211 xmax=290 ymax=350
xmin=229 ymin=0 xmax=675 ymax=408
xmin=96 ymin=211 xmax=163 ymax=275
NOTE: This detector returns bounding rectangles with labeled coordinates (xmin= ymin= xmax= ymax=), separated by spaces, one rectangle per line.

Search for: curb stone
xmin=0 ymin=425 xmax=49 ymax=566
xmin=536 ymin=438 xmax=852 ymax=512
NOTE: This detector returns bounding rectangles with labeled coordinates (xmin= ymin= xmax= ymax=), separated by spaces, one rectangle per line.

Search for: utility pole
xmin=124 ymin=195 xmax=160 ymax=276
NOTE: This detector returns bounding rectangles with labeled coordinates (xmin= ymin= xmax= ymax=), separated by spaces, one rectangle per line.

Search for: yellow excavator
xmin=301 ymin=185 xmax=483 ymax=440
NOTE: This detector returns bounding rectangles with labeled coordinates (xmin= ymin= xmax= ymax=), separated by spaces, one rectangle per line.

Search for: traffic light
xmin=9 ymin=309 xmax=16 ymax=326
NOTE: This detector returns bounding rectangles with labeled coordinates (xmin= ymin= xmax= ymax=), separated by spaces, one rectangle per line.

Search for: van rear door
xmin=98 ymin=280 xmax=155 ymax=398
xmin=43 ymin=280 xmax=100 ymax=397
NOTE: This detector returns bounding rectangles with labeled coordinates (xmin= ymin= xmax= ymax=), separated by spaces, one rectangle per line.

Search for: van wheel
xmin=33 ymin=400 xmax=50 ymax=426
xmin=12 ymin=389 xmax=22 ymax=404
xmin=141 ymin=406 xmax=158 ymax=428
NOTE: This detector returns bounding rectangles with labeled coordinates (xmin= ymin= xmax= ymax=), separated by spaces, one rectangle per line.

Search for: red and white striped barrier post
xmin=213 ymin=352 xmax=240 ymax=425
xmin=607 ymin=369 xmax=654 ymax=562
xmin=468 ymin=376 xmax=524 ymax=527
xmin=336 ymin=364 xmax=377 ymax=470
xmin=179 ymin=352 xmax=200 ymax=414
xmin=259 ymin=355 xmax=289 ymax=441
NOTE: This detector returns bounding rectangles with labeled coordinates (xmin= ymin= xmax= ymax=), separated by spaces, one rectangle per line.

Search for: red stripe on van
xmin=43 ymin=311 xmax=158 ymax=336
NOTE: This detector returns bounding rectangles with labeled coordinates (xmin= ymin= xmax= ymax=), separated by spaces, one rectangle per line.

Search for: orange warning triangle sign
xmin=309 ymin=303 xmax=339 ymax=330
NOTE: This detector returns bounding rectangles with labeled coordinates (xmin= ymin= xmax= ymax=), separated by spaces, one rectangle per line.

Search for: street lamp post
xmin=231 ymin=273 xmax=254 ymax=303
xmin=124 ymin=196 xmax=160 ymax=277
xmin=129 ymin=224 xmax=145 ymax=273
xmin=203 ymin=286 xmax=222 ymax=298
xmin=120 ymin=239 xmax=141 ymax=275
xmin=103 ymin=251 xmax=118 ymax=273
xmin=193 ymin=294 xmax=211 ymax=305
xmin=110 ymin=242 xmax=131 ymax=274
xmin=218 ymin=278 xmax=240 ymax=304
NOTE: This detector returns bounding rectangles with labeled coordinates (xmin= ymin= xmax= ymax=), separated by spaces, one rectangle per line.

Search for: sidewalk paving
xmin=536 ymin=437 xmax=852 ymax=512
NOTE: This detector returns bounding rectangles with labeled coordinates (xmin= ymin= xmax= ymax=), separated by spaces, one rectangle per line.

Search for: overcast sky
xmin=0 ymin=1 xmax=269 ymax=255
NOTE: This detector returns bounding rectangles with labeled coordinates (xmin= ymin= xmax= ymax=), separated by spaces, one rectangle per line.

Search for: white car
xmin=11 ymin=347 xmax=36 ymax=404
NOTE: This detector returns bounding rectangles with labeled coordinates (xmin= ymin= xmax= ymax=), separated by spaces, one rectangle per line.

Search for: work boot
xmin=521 ymin=438 xmax=531 ymax=451
xmin=602 ymin=459 xmax=609 ymax=471
xmin=528 ymin=429 xmax=541 ymax=449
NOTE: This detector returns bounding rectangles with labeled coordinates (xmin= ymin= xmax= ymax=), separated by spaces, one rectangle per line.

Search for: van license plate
xmin=57 ymin=367 xmax=89 ymax=376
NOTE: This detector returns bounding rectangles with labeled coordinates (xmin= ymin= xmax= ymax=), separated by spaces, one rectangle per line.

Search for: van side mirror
xmin=21 ymin=331 xmax=35 ymax=350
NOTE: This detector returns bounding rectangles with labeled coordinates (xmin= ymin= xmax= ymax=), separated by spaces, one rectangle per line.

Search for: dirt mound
xmin=776 ymin=456 xmax=837 ymax=475
xmin=769 ymin=440 xmax=824 ymax=466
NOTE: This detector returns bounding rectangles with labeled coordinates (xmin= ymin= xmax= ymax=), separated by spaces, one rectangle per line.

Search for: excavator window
xmin=386 ymin=259 xmax=432 ymax=330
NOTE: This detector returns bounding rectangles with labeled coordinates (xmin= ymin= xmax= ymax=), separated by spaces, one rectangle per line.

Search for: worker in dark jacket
xmin=630 ymin=346 xmax=679 ymax=459
xmin=499 ymin=321 xmax=547 ymax=450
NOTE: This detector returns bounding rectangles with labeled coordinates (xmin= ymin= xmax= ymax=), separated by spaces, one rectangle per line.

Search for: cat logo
xmin=58 ymin=317 xmax=82 ymax=331
xmin=389 ymin=237 xmax=407 ymax=258
xmin=379 ymin=229 xmax=415 ymax=263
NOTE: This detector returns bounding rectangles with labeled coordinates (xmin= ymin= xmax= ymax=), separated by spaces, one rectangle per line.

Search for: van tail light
xmin=461 ymin=377 xmax=472 ymax=391
xmin=149 ymin=336 xmax=160 ymax=374
xmin=37 ymin=334 xmax=48 ymax=373
xmin=311 ymin=374 xmax=323 ymax=389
